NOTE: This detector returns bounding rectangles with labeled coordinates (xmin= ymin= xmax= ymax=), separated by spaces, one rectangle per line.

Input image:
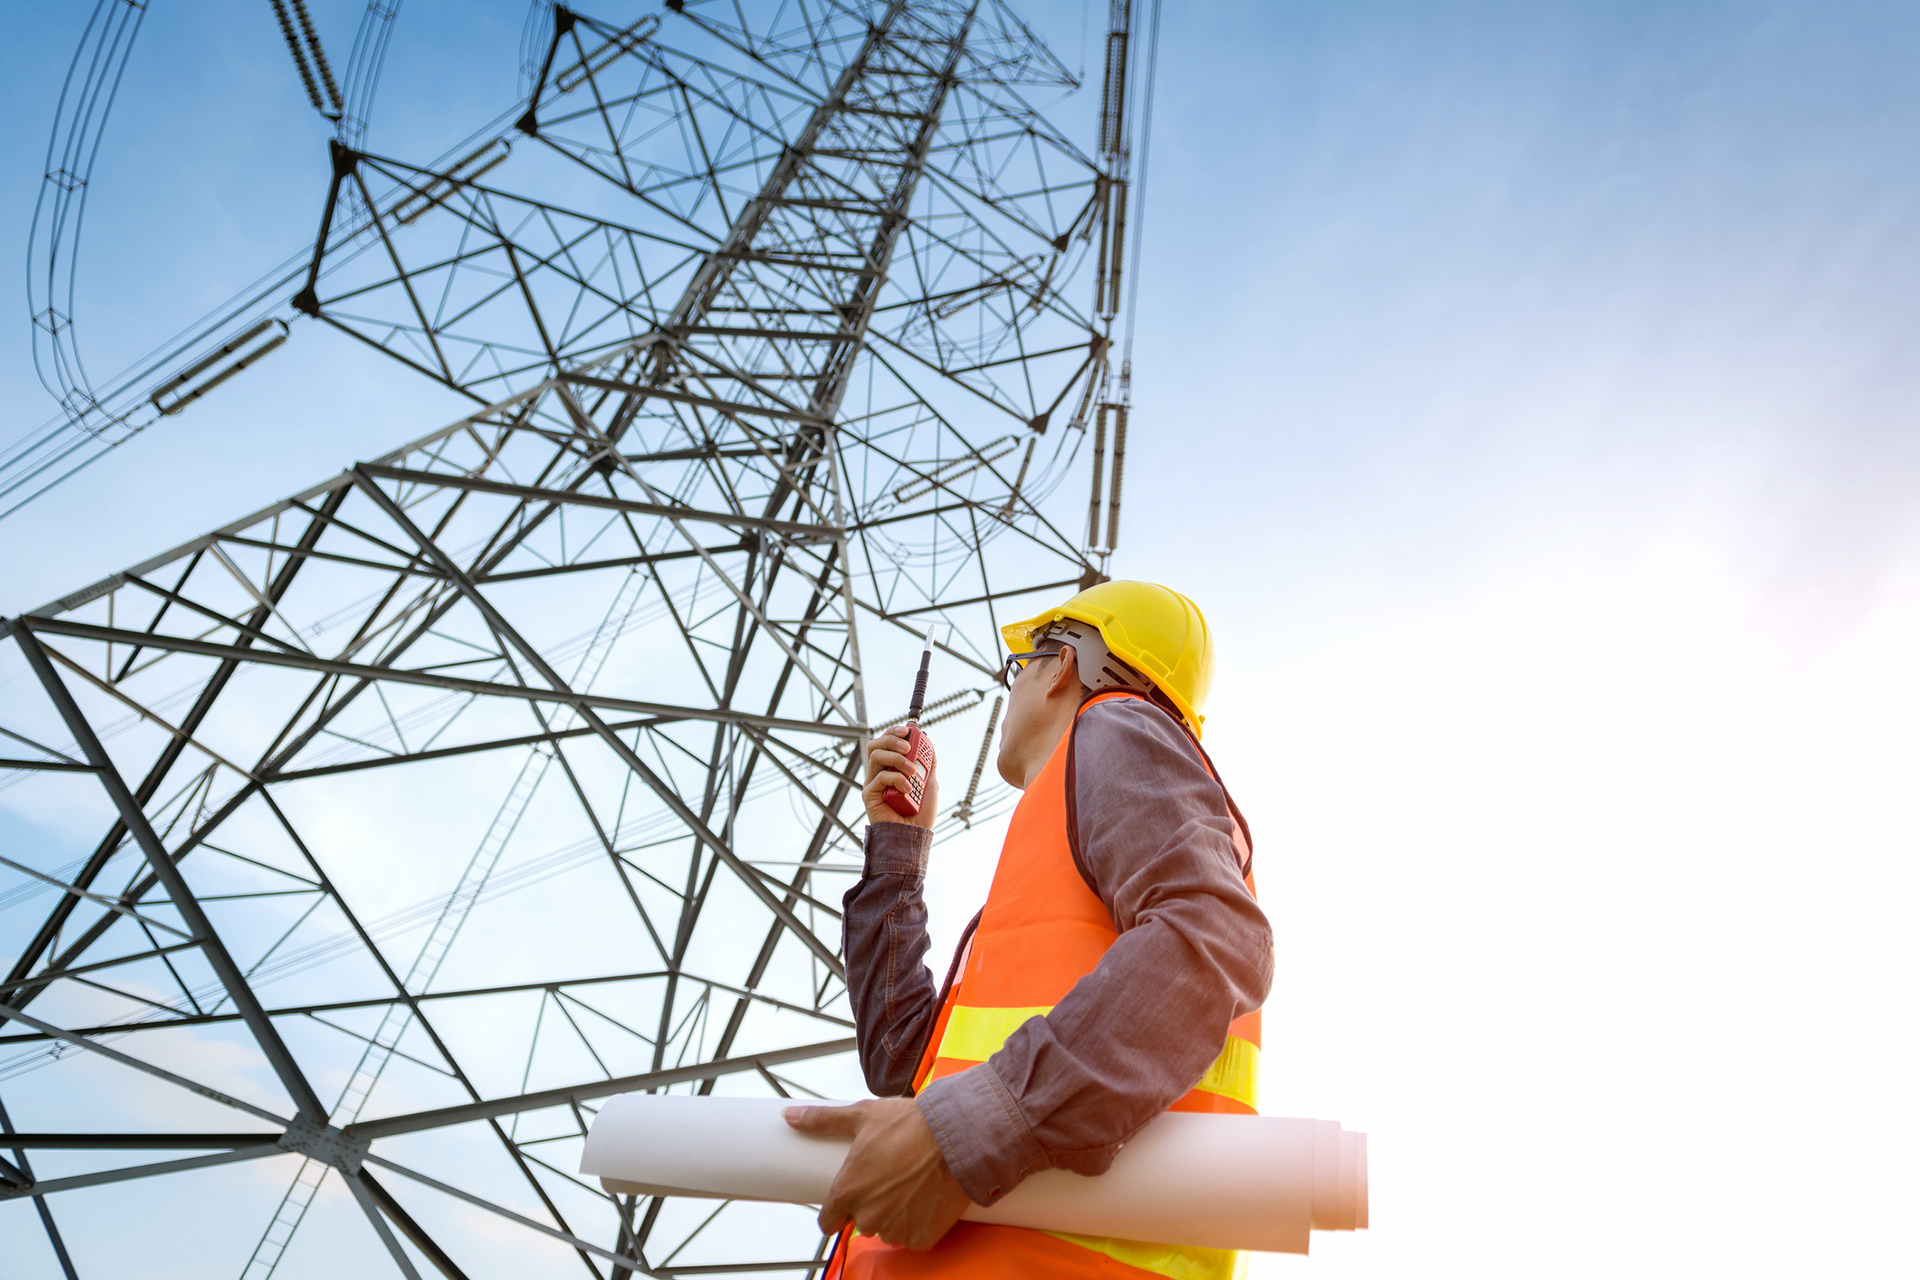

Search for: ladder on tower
xmin=240 ymin=571 xmax=649 ymax=1279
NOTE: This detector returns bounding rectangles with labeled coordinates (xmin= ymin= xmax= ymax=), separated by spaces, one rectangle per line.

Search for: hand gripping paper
xmin=580 ymin=1095 xmax=1368 ymax=1255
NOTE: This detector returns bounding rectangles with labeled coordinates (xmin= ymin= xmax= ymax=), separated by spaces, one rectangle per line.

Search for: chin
xmin=993 ymin=743 xmax=1022 ymax=789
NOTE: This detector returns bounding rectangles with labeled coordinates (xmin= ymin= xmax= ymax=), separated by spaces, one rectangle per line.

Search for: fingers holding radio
xmin=866 ymin=727 xmax=909 ymax=769
xmin=863 ymin=728 xmax=937 ymax=829
xmin=866 ymin=728 xmax=913 ymax=785
xmin=862 ymin=728 xmax=911 ymax=824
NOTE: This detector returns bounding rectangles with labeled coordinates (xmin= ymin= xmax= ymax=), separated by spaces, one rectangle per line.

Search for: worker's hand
xmin=862 ymin=727 xmax=938 ymax=829
xmin=785 ymin=1099 xmax=971 ymax=1251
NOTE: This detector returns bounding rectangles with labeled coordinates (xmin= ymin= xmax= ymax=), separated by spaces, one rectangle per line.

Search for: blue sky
xmin=4 ymin=2 xmax=1919 ymax=1277
xmin=5 ymin=1 xmax=1920 ymax=626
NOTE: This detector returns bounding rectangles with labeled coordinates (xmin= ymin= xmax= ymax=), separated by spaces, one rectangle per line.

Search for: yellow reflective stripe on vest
xmin=935 ymin=1005 xmax=1260 ymax=1112
xmin=1042 ymin=1233 xmax=1246 ymax=1280
xmin=934 ymin=1005 xmax=1052 ymax=1061
xmin=1192 ymin=1032 xmax=1260 ymax=1112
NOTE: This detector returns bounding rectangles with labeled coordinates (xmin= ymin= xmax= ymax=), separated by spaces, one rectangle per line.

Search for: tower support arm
xmin=21 ymin=616 xmax=863 ymax=741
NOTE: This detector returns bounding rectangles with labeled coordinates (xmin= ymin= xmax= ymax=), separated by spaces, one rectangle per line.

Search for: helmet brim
xmin=1000 ymin=598 xmax=1207 ymax=737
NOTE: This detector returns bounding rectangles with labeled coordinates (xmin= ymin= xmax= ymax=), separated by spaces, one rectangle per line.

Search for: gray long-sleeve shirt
xmin=842 ymin=696 xmax=1274 ymax=1206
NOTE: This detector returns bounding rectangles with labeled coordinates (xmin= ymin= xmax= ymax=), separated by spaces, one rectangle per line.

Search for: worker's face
xmin=995 ymin=642 xmax=1079 ymax=789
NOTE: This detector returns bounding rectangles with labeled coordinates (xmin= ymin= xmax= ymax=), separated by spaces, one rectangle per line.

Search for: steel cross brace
xmin=553 ymin=387 xmax=862 ymax=729
xmin=348 ymin=465 xmax=848 ymax=978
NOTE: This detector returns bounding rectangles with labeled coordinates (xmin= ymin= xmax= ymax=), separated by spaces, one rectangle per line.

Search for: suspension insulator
xmin=954 ymin=694 xmax=1005 ymax=827
xmin=878 ymin=687 xmax=982 ymax=736
xmin=891 ymin=436 xmax=1018 ymax=505
xmin=1105 ymin=404 xmax=1128 ymax=550
xmin=555 ymin=15 xmax=661 ymax=93
xmin=1067 ymin=346 xmax=1105 ymax=433
xmin=1093 ymin=178 xmax=1112 ymax=314
xmin=290 ymin=0 xmax=343 ymax=114
xmin=148 ymin=320 xmax=289 ymax=416
xmin=270 ymin=0 xmax=325 ymax=114
xmin=1100 ymin=27 xmax=1129 ymax=159
xmin=999 ymin=436 xmax=1037 ymax=521
xmin=389 ymin=139 xmax=513 ymax=225
xmin=1087 ymin=404 xmax=1108 ymax=548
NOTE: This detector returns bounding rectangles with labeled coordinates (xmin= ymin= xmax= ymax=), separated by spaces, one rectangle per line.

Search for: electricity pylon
xmin=0 ymin=2 xmax=1151 ymax=1276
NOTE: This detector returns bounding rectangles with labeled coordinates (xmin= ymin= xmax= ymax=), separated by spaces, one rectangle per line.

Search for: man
xmin=785 ymin=580 xmax=1273 ymax=1279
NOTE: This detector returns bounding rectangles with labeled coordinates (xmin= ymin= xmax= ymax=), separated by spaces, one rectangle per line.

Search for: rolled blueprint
xmin=581 ymin=1095 xmax=1368 ymax=1255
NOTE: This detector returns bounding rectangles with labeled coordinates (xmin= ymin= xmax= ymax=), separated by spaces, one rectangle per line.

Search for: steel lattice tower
xmin=0 ymin=2 xmax=1152 ymax=1276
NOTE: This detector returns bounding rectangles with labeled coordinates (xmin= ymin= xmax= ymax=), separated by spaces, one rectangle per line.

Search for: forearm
xmin=841 ymin=822 xmax=941 ymax=1097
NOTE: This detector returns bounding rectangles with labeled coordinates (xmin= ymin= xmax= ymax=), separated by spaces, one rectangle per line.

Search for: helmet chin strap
xmin=1037 ymin=619 xmax=1155 ymax=698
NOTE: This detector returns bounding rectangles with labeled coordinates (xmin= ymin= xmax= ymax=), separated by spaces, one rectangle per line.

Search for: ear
xmin=1049 ymin=644 xmax=1085 ymax=697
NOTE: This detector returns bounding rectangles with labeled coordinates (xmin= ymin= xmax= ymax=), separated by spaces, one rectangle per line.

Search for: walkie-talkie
xmin=883 ymin=630 xmax=938 ymax=818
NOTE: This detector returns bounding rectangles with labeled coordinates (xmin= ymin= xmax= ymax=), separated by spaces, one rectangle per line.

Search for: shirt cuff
xmin=863 ymin=822 xmax=932 ymax=877
xmin=916 ymin=1064 xmax=1049 ymax=1206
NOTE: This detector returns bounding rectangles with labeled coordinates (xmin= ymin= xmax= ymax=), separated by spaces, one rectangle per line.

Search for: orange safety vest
xmin=830 ymin=690 xmax=1260 ymax=1280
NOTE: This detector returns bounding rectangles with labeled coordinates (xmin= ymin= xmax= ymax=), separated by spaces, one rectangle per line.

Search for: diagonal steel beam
xmin=0 ymin=1001 xmax=290 ymax=1128
xmin=246 ymin=786 xmax=613 ymax=1273
xmin=0 ymin=724 xmax=84 ymax=765
xmin=360 ymin=1152 xmax=651 ymax=1277
xmin=0 ymin=940 xmax=206 ymax=1002
xmin=357 ymin=462 xmax=837 ymax=540
xmin=5 ymin=1145 xmax=288 ymax=1199
xmin=345 ymin=1168 xmax=428 ymax=1280
xmin=360 ymin=1169 xmax=472 ymax=1280
xmin=345 ymin=1036 xmax=854 ymax=1140
xmin=0 ymin=1134 xmax=280 ymax=1149
xmin=0 ymin=852 xmax=192 ymax=937
xmin=37 ymin=644 xmax=259 ymax=781
xmin=12 ymin=627 xmax=329 ymax=1123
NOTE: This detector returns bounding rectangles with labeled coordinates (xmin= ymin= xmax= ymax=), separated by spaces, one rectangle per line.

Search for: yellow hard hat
xmin=1001 ymin=580 xmax=1215 ymax=736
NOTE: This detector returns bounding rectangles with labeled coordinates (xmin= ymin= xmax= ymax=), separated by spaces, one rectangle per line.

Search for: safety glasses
xmin=997 ymin=648 xmax=1061 ymax=690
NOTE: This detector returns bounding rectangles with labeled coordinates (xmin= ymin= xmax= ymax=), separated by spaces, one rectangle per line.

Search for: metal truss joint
xmin=0 ymin=1153 xmax=32 ymax=1194
xmin=328 ymin=138 xmax=361 ymax=180
xmin=278 ymin=1114 xmax=370 ymax=1175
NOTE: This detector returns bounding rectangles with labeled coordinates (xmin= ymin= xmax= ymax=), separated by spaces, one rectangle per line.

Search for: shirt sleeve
xmin=916 ymin=698 xmax=1274 ymax=1205
xmin=841 ymin=821 xmax=939 ymax=1098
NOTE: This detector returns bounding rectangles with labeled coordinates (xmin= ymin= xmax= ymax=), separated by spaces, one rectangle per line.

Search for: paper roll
xmin=581 ymin=1095 xmax=1368 ymax=1255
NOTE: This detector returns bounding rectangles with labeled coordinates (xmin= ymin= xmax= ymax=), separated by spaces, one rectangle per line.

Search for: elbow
xmin=1214 ymin=907 xmax=1274 ymax=1015
xmin=1138 ymin=896 xmax=1276 ymax=1017
xmin=1194 ymin=895 xmax=1277 ymax=1013
xmin=858 ymin=1037 xmax=922 ymax=1098
xmin=1249 ymin=917 xmax=1275 ymax=1008
xmin=860 ymin=1060 xmax=903 ymax=1098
